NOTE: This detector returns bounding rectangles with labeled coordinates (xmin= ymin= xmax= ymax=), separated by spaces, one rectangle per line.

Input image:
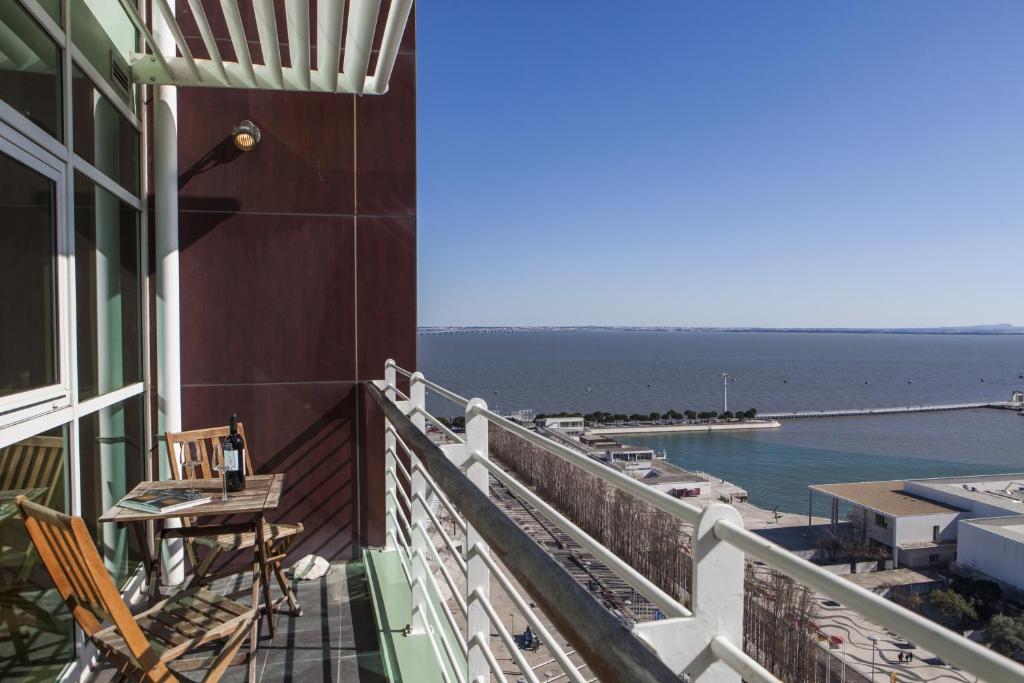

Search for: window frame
xmin=1 ymin=2 xmax=150 ymax=680
xmin=0 ymin=121 xmax=72 ymax=426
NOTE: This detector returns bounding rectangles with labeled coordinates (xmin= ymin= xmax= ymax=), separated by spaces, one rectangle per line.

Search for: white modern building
xmin=958 ymin=516 xmax=1024 ymax=592
xmin=810 ymin=473 xmax=1024 ymax=572
xmin=536 ymin=415 xmax=586 ymax=435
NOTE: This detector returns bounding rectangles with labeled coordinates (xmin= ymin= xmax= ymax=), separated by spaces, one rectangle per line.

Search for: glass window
xmin=75 ymin=174 xmax=141 ymax=401
xmin=0 ymin=152 xmax=57 ymax=399
xmin=0 ymin=2 xmax=63 ymax=140
xmin=79 ymin=395 xmax=145 ymax=587
xmin=38 ymin=1 xmax=62 ymax=25
xmin=0 ymin=426 xmax=74 ymax=679
xmin=70 ymin=0 xmax=136 ymax=107
xmin=72 ymin=65 xmax=139 ymax=194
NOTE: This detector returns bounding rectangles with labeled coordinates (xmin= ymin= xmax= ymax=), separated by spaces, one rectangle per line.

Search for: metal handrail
xmin=367 ymin=381 xmax=681 ymax=683
xmin=714 ymin=518 xmax=1024 ymax=682
xmin=376 ymin=365 xmax=1024 ymax=683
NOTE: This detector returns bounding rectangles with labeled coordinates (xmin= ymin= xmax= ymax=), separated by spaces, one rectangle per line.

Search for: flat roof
xmin=908 ymin=475 xmax=1024 ymax=515
xmin=810 ymin=480 xmax=963 ymax=517
xmin=962 ymin=515 xmax=1024 ymax=543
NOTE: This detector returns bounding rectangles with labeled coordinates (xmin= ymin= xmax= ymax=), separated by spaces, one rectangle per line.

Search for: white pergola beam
xmin=341 ymin=0 xmax=381 ymax=95
xmin=154 ymin=0 xmax=201 ymax=81
xmin=366 ymin=0 xmax=412 ymax=95
xmin=316 ymin=0 xmax=345 ymax=92
xmin=254 ymin=0 xmax=284 ymax=89
xmin=127 ymin=0 xmax=412 ymax=96
xmin=117 ymin=0 xmax=173 ymax=80
xmin=285 ymin=0 xmax=311 ymax=90
xmin=219 ymin=0 xmax=256 ymax=87
xmin=185 ymin=0 xmax=228 ymax=84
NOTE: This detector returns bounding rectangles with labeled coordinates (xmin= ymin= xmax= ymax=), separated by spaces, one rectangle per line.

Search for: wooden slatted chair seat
xmin=0 ymin=436 xmax=66 ymax=662
xmin=164 ymin=424 xmax=302 ymax=616
xmin=16 ymin=497 xmax=256 ymax=682
xmin=168 ymin=520 xmax=304 ymax=551
xmin=92 ymin=587 xmax=252 ymax=668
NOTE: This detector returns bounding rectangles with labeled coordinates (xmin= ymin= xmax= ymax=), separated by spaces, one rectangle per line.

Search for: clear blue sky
xmin=417 ymin=2 xmax=1023 ymax=328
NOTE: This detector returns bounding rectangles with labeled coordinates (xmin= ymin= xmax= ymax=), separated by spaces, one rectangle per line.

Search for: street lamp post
xmin=721 ymin=372 xmax=731 ymax=413
xmin=841 ymin=638 xmax=847 ymax=683
xmin=868 ymin=635 xmax=878 ymax=681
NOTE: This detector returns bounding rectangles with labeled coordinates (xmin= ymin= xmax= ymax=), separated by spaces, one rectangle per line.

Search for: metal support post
xmin=465 ymin=398 xmax=491 ymax=682
xmin=408 ymin=372 xmax=428 ymax=633
xmin=634 ymin=503 xmax=744 ymax=682
xmin=384 ymin=359 xmax=397 ymax=551
xmin=154 ymin=0 xmax=184 ymax=587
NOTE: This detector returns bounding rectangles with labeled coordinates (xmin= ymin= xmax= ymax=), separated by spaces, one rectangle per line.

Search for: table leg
xmin=248 ymin=515 xmax=261 ymax=683
xmin=255 ymin=512 xmax=276 ymax=637
xmin=130 ymin=521 xmax=159 ymax=605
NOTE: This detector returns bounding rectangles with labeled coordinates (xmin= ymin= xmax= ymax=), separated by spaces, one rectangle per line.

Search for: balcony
xmin=341 ymin=361 xmax=1024 ymax=683
xmin=8 ymin=361 xmax=1024 ymax=682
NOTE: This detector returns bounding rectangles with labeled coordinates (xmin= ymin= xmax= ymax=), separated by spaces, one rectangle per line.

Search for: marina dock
xmin=763 ymin=400 xmax=1019 ymax=419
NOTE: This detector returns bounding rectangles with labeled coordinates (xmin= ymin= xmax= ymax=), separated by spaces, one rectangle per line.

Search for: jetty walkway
xmin=763 ymin=401 xmax=1017 ymax=419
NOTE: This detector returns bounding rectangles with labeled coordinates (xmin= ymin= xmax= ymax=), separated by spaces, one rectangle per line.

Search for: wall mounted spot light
xmin=232 ymin=120 xmax=261 ymax=151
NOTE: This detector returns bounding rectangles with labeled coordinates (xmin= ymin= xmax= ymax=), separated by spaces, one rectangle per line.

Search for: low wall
xmin=815 ymin=560 xmax=881 ymax=576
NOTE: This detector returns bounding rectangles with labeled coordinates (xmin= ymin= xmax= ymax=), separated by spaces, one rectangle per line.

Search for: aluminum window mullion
xmin=0 ymin=112 xmax=67 ymax=168
xmin=71 ymin=154 xmax=144 ymax=210
xmin=74 ymin=382 xmax=145 ymax=420
xmin=0 ymin=102 xmax=69 ymax=163
xmin=16 ymin=0 xmax=67 ymax=48
xmin=0 ymin=406 xmax=73 ymax=450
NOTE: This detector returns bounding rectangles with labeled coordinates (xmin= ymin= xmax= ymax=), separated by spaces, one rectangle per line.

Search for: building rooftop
xmin=810 ymin=480 xmax=963 ymax=517
xmin=961 ymin=515 xmax=1024 ymax=544
xmin=908 ymin=474 xmax=1024 ymax=515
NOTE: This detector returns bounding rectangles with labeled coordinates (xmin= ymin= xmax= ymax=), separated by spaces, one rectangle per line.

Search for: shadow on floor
xmin=92 ymin=561 xmax=386 ymax=683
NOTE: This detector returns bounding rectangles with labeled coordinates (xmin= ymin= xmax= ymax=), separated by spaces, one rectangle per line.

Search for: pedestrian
xmin=898 ymin=652 xmax=904 ymax=664
xmin=908 ymin=652 xmax=914 ymax=662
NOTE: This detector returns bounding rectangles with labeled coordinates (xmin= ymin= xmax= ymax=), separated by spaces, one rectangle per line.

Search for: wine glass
xmin=211 ymin=449 xmax=229 ymax=501
xmin=181 ymin=443 xmax=203 ymax=494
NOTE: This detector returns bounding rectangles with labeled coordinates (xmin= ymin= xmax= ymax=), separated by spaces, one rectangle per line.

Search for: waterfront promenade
xmin=590 ymin=419 xmax=780 ymax=436
xmin=763 ymin=400 xmax=1018 ymax=419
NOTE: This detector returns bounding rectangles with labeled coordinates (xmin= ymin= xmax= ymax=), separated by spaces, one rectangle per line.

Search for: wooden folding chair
xmin=0 ymin=436 xmax=65 ymax=661
xmin=163 ymin=424 xmax=303 ymax=616
xmin=16 ymin=497 xmax=256 ymax=682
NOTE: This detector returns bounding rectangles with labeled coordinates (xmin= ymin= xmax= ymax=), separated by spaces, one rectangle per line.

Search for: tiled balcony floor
xmin=93 ymin=561 xmax=386 ymax=683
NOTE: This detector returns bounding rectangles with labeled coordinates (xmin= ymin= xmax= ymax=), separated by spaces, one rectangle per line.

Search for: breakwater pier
xmin=763 ymin=400 xmax=1020 ymax=420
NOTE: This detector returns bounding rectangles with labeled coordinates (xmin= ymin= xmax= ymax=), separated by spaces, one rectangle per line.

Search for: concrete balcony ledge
xmin=362 ymin=547 xmax=465 ymax=683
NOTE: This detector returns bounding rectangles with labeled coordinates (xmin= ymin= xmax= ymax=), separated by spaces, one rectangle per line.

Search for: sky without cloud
xmin=417 ymin=1 xmax=1023 ymax=328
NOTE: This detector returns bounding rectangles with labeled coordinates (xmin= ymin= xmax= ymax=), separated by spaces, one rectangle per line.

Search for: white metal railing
xmin=375 ymin=360 xmax=1024 ymax=683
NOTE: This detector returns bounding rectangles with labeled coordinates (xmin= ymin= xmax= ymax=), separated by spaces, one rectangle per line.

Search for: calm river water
xmin=419 ymin=331 xmax=1024 ymax=514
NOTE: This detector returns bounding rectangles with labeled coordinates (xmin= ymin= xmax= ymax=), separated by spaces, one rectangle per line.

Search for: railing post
xmin=634 ymin=503 xmax=744 ymax=681
xmin=408 ymin=372 xmax=428 ymax=634
xmin=690 ymin=503 xmax=744 ymax=681
xmin=384 ymin=359 xmax=397 ymax=551
xmin=465 ymin=397 xmax=491 ymax=682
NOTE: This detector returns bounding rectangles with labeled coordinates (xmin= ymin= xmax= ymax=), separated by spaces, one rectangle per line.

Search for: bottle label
xmin=224 ymin=447 xmax=238 ymax=471
xmin=240 ymin=449 xmax=246 ymax=475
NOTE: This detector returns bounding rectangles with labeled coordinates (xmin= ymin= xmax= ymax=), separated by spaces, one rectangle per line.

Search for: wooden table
xmin=99 ymin=474 xmax=285 ymax=666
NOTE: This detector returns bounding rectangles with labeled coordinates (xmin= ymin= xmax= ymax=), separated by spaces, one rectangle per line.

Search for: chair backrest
xmin=16 ymin=497 xmax=166 ymax=677
xmin=0 ymin=435 xmax=64 ymax=504
xmin=164 ymin=423 xmax=255 ymax=482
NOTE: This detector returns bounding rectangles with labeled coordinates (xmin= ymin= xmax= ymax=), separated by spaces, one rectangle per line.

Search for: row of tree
xmin=490 ymin=426 xmax=828 ymax=682
xmin=535 ymin=408 xmax=760 ymax=423
xmin=892 ymin=575 xmax=1024 ymax=661
xmin=489 ymin=426 xmax=692 ymax=603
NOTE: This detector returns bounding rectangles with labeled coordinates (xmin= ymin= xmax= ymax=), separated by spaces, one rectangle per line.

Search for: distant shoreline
xmin=419 ymin=325 xmax=1024 ymax=337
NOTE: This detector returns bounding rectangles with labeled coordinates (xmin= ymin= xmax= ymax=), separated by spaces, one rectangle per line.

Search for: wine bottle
xmin=223 ymin=414 xmax=246 ymax=492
